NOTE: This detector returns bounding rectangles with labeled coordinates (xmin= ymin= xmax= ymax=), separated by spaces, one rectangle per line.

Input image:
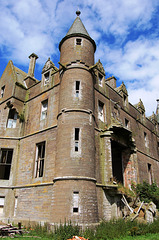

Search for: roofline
xmin=59 ymin=33 xmax=96 ymax=52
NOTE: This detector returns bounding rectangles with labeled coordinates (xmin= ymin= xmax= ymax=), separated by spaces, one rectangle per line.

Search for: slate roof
xmin=59 ymin=12 xmax=96 ymax=52
xmin=66 ymin=16 xmax=90 ymax=37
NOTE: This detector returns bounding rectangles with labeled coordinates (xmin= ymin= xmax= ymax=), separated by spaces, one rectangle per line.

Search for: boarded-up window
xmin=0 ymin=149 xmax=13 ymax=180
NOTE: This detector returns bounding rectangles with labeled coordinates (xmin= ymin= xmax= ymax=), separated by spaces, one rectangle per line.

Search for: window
xmin=98 ymin=101 xmax=104 ymax=121
xmin=0 ymin=197 xmax=5 ymax=215
xmin=35 ymin=142 xmax=45 ymax=178
xmin=147 ymin=163 xmax=153 ymax=185
xmin=123 ymin=95 xmax=127 ymax=106
xmin=7 ymin=109 xmax=17 ymax=128
xmin=73 ymin=191 xmax=79 ymax=213
xmin=44 ymin=72 xmax=50 ymax=85
xmin=1 ymin=86 xmax=5 ymax=98
xmin=75 ymin=128 xmax=80 ymax=152
xmin=76 ymin=38 xmax=82 ymax=45
xmin=98 ymin=73 xmax=103 ymax=86
xmin=125 ymin=118 xmax=129 ymax=128
xmin=144 ymin=132 xmax=148 ymax=148
xmin=41 ymin=100 xmax=48 ymax=120
xmin=0 ymin=149 xmax=13 ymax=180
xmin=75 ymin=81 xmax=80 ymax=97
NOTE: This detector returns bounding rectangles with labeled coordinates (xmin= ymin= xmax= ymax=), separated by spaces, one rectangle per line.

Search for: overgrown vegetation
xmin=14 ymin=218 xmax=158 ymax=240
xmin=135 ymin=181 xmax=159 ymax=209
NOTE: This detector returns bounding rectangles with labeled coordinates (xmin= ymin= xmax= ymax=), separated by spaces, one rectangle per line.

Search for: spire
xmin=59 ymin=11 xmax=96 ymax=52
xmin=66 ymin=11 xmax=90 ymax=37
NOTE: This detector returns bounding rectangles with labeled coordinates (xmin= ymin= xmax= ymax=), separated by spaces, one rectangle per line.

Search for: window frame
xmin=41 ymin=99 xmax=48 ymax=120
xmin=75 ymin=81 xmax=80 ymax=98
xmin=76 ymin=38 xmax=82 ymax=46
xmin=34 ymin=141 xmax=45 ymax=178
xmin=7 ymin=109 xmax=17 ymax=128
xmin=1 ymin=86 xmax=5 ymax=98
xmin=98 ymin=73 xmax=103 ymax=86
xmin=73 ymin=191 xmax=79 ymax=213
xmin=75 ymin=128 xmax=80 ymax=152
xmin=0 ymin=148 xmax=13 ymax=180
xmin=144 ymin=132 xmax=148 ymax=148
xmin=98 ymin=100 xmax=104 ymax=122
xmin=44 ymin=71 xmax=50 ymax=85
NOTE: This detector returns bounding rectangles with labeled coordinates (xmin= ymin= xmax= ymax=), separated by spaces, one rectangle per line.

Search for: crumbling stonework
xmin=0 ymin=11 xmax=159 ymax=225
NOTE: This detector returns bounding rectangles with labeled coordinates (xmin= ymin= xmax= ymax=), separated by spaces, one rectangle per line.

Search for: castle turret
xmin=52 ymin=11 xmax=98 ymax=224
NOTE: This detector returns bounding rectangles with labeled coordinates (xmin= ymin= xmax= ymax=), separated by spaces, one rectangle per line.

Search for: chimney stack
xmin=28 ymin=53 xmax=38 ymax=77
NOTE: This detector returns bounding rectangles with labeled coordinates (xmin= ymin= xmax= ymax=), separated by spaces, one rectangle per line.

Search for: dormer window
xmin=123 ymin=94 xmax=127 ymax=106
xmin=125 ymin=118 xmax=129 ymax=128
xmin=1 ymin=86 xmax=5 ymax=98
xmin=76 ymin=38 xmax=82 ymax=45
xmin=98 ymin=73 xmax=103 ymax=86
xmin=44 ymin=72 xmax=50 ymax=85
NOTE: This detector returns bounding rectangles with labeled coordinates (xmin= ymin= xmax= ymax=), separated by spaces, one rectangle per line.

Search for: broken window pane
xmin=44 ymin=72 xmax=50 ymax=85
xmin=98 ymin=101 xmax=104 ymax=121
xmin=0 ymin=149 xmax=13 ymax=180
xmin=35 ymin=142 xmax=45 ymax=178
xmin=41 ymin=100 xmax=48 ymax=120
xmin=7 ymin=109 xmax=17 ymax=128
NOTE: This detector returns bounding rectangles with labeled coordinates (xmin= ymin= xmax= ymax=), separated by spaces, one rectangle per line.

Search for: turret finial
xmin=76 ymin=9 xmax=81 ymax=16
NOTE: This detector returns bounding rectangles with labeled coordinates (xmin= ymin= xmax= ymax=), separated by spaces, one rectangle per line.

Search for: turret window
xmin=75 ymin=81 xmax=80 ymax=97
xmin=76 ymin=38 xmax=82 ymax=45
xmin=73 ymin=191 xmax=79 ymax=213
xmin=75 ymin=128 xmax=80 ymax=152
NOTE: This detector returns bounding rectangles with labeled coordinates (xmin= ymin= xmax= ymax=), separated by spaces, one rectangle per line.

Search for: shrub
xmin=136 ymin=181 xmax=159 ymax=209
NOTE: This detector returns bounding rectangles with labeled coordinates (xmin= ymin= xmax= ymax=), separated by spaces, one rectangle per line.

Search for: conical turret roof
xmin=59 ymin=11 xmax=96 ymax=52
xmin=66 ymin=14 xmax=90 ymax=37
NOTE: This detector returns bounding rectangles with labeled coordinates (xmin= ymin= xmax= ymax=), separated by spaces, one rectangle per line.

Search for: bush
xmin=136 ymin=181 xmax=159 ymax=209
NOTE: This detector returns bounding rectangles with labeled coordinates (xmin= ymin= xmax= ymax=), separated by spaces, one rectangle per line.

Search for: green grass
xmin=1 ymin=218 xmax=159 ymax=240
xmin=115 ymin=233 xmax=159 ymax=240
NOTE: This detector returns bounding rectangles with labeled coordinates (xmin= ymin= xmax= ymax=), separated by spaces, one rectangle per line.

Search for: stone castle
xmin=0 ymin=11 xmax=159 ymax=225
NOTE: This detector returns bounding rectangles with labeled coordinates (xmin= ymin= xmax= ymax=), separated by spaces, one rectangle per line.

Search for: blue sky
xmin=0 ymin=0 xmax=159 ymax=116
